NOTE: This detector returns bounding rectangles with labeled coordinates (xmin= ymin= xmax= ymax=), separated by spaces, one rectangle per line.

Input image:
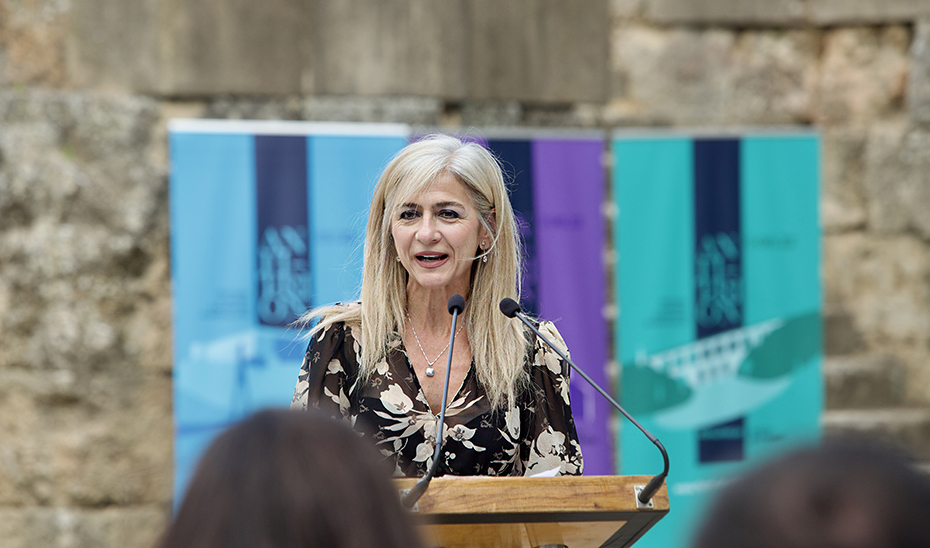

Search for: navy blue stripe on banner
xmin=255 ymin=135 xmax=310 ymax=327
xmin=487 ymin=139 xmax=538 ymax=314
xmin=694 ymin=138 xmax=743 ymax=339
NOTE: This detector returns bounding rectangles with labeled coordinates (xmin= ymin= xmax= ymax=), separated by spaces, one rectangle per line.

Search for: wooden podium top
xmin=395 ymin=475 xmax=669 ymax=548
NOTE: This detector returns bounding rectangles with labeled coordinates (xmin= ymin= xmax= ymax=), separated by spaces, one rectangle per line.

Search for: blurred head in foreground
xmin=156 ymin=409 xmax=425 ymax=548
xmin=692 ymin=439 xmax=930 ymax=548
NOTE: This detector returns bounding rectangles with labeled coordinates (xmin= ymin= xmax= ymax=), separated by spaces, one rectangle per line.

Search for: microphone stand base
xmin=397 ymin=489 xmax=419 ymax=512
xmin=633 ymin=485 xmax=655 ymax=509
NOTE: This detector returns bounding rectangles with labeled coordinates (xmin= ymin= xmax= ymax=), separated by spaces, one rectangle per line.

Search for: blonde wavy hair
xmin=298 ymin=134 xmax=527 ymax=409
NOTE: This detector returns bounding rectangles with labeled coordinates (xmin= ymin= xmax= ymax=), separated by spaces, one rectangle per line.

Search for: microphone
xmin=499 ymin=298 xmax=669 ymax=505
xmin=402 ymin=294 xmax=465 ymax=509
xmin=448 ymin=294 xmax=465 ymax=315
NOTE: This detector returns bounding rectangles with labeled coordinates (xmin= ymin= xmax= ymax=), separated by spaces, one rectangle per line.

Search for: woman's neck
xmin=405 ymin=285 xmax=468 ymax=335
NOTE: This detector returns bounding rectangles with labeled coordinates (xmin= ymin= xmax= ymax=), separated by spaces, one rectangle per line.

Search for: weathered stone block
xmin=521 ymin=102 xmax=602 ymax=128
xmin=823 ymin=233 xmax=930 ymax=348
xmin=0 ymin=90 xmax=173 ymax=523
xmin=609 ymin=25 xmax=816 ymax=124
xmin=469 ymin=0 xmax=609 ymax=103
xmin=0 ymin=368 xmax=172 ymax=507
xmin=0 ymin=506 xmax=167 ymax=548
xmin=66 ymin=0 xmax=609 ymax=102
xmin=0 ymin=0 xmax=70 ymax=86
xmin=611 ymin=0 xmax=645 ymax=18
xmin=0 ymin=90 xmax=163 ymax=232
xmin=65 ymin=0 xmax=160 ymax=91
xmin=610 ymin=26 xmax=734 ymax=124
xmin=908 ymin=19 xmax=930 ymax=126
xmin=200 ymin=97 xmax=305 ymax=121
xmin=646 ymin=0 xmax=806 ymax=25
xmin=820 ymin=127 xmax=868 ymax=232
xmin=312 ymin=0 xmax=469 ymax=98
xmin=646 ymin=0 xmax=930 ymax=25
xmin=814 ymin=26 xmax=910 ymax=127
xmin=0 ymin=91 xmax=169 ymax=379
xmin=896 ymin=348 xmax=930 ymax=407
xmin=824 ymin=354 xmax=905 ymax=409
xmin=863 ymin=123 xmax=930 ymax=239
xmin=196 ymin=95 xmax=444 ymax=125
xmin=301 ymin=95 xmax=443 ymax=125
xmin=67 ymin=0 xmax=310 ymax=95
xmin=823 ymin=304 xmax=867 ymax=355
xmin=823 ymin=408 xmax=930 ymax=460
xmin=159 ymin=0 xmax=310 ymax=95
xmin=809 ymin=0 xmax=930 ymax=25
xmin=725 ymin=29 xmax=819 ymax=123
xmin=458 ymin=100 xmax=524 ymax=127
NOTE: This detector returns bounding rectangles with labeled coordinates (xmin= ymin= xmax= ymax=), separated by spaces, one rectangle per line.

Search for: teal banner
xmin=613 ymin=131 xmax=823 ymax=548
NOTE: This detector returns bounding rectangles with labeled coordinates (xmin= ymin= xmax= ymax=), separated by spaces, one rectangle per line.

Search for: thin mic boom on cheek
xmin=498 ymin=298 xmax=670 ymax=505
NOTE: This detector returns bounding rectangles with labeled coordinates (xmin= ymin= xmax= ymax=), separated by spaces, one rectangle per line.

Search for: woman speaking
xmin=291 ymin=134 xmax=583 ymax=478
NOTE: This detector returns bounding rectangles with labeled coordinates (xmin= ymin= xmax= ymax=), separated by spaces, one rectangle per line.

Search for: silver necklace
xmin=406 ymin=313 xmax=465 ymax=377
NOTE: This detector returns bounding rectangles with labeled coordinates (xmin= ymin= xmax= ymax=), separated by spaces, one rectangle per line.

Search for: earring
xmin=396 ymin=256 xmax=401 ymax=262
xmin=483 ymin=255 xmax=488 ymax=263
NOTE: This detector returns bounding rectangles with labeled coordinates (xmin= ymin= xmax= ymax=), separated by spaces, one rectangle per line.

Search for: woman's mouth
xmin=415 ymin=253 xmax=449 ymax=266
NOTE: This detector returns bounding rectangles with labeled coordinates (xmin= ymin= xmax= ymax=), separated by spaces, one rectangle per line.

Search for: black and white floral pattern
xmin=291 ymin=321 xmax=583 ymax=478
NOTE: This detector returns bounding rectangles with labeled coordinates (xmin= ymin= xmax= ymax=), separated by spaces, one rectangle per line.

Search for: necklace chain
xmin=406 ymin=313 xmax=465 ymax=371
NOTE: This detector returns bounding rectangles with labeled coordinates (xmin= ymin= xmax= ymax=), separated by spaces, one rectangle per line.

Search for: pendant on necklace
xmin=407 ymin=312 xmax=463 ymax=380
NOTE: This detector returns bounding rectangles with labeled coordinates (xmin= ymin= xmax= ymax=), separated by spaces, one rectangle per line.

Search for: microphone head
xmin=448 ymin=294 xmax=465 ymax=314
xmin=499 ymin=298 xmax=521 ymax=318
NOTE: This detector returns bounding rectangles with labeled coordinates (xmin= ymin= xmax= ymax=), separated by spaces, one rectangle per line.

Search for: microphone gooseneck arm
xmin=402 ymin=294 xmax=466 ymax=509
xmin=499 ymin=298 xmax=669 ymax=505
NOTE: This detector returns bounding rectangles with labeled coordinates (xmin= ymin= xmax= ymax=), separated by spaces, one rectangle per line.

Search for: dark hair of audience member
xmin=155 ymin=408 xmax=426 ymax=548
xmin=691 ymin=438 xmax=930 ymax=548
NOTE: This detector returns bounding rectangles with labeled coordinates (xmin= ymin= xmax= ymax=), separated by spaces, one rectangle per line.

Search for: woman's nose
xmin=415 ymin=214 xmax=440 ymax=242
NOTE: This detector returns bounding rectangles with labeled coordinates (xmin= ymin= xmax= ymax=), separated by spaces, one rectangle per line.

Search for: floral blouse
xmin=291 ymin=320 xmax=583 ymax=478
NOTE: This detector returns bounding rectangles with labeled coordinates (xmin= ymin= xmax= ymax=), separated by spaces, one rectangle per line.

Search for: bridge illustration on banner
xmin=624 ymin=312 xmax=819 ymax=428
xmin=635 ymin=318 xmax=784 ymax=391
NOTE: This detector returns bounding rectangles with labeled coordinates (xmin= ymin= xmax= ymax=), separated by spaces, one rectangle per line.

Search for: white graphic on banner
xmin=635 ymin=318 xmax=783 ymax=390
xmin=695 ymin=232 xmax=743 ymax=330
xmin=257 ymin=225 xmax=309 ymax=325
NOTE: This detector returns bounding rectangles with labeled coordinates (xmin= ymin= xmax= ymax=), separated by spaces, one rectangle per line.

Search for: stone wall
xmin=0 ymin=89 xmax=173 ymax=547
xmin=0 ymin=1 xmax=929 ymax=547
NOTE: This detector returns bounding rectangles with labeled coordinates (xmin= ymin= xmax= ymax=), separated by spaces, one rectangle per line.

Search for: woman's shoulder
xmin=301 ymin=302 xmax=360 ymax=346
xmin=313 ymin=301 xmax=362 ymax=327
xmin=318 ymin=301 xmax=361 ymax=319
xmin=303 ymin=304 xmax=364 ymax=367
xmin=529 ymin=320 xmax=569 ymax=358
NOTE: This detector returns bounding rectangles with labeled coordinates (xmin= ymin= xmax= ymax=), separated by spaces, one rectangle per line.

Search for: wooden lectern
xmin=395 ymin=475 xmax=669 ymax=548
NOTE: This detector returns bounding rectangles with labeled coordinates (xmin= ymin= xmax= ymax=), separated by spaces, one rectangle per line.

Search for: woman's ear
xmin=482 ymin=208 xmax=497 ymax=242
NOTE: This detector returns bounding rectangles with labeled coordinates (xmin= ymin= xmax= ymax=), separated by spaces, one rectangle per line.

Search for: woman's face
xmin=391 ymin=173 xmax=489 ymax=297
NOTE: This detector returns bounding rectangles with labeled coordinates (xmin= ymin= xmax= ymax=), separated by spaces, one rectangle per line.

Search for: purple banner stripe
xmin=532 ymin=138 xmax=612 ymax=475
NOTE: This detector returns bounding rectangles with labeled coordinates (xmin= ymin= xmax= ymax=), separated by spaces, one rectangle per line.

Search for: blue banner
xmin=613 ymin=131 xmax=823 ymax=548
xmin=169 ymin=121 xmax=409 ymax=498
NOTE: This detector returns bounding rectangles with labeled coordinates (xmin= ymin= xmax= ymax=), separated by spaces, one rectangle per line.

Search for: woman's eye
xmin=399 ymin=210 xmax=419 ymax=220
xmin=438 ymin=209 xmax=460 ymax=219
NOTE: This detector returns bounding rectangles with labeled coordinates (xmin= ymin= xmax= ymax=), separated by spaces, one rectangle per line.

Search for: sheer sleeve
xmin=520 ymin=321 xmax=584 ymax=476
xmin=290 ymin=323 xmax=357 ymax=422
